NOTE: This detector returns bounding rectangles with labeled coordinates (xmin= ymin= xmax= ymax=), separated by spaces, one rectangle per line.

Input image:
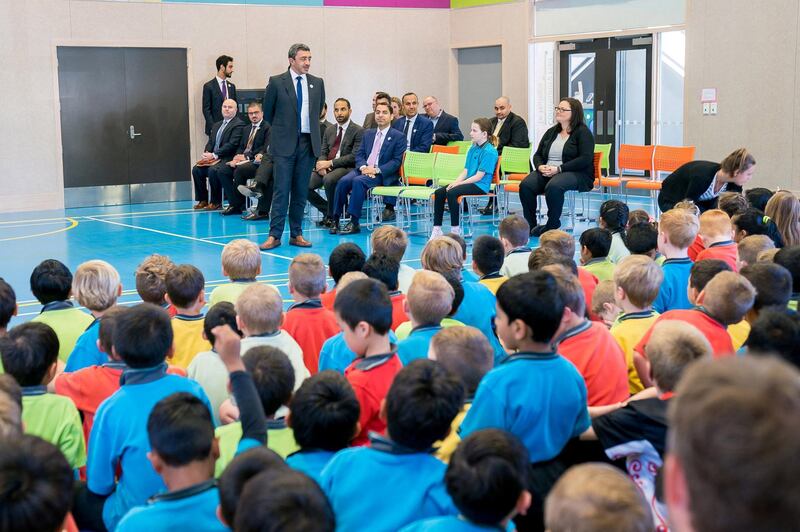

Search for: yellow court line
xmin=0 ymin=218 xmax=78 ymax=242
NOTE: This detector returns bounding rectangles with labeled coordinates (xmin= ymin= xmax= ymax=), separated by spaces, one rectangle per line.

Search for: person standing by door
xmin=202 ymin=55 xmax=237 ymax=137
xmin=259 ymin=43 xmax=325 ymax=251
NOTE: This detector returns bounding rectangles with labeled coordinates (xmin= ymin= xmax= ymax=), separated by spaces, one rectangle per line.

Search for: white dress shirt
xmin=216 ymin=76 xmax=228 ymax=97
xmin=333 ymin=120 xmax=351 ymax=159
xmin=290 ymin=69 xmax=311 ymax=134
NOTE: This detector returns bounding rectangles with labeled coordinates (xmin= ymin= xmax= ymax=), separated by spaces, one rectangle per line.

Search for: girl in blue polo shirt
xmin=430 ymin=118 xmax=499 ymax=239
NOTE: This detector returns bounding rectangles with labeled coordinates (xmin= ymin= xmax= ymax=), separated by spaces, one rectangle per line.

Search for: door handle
xmin=129 ymin=125 xmax=142 ymax=140
xmin=607 ymin=111 xmax=615 ymax=136
xmin=596 ymin=111 xmax=603 ymax=137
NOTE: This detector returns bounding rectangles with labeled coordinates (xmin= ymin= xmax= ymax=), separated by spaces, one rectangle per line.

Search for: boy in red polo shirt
xmin=52 ymin=306 xmax=186 ymax=444
xmin=538 ymin=230 xmax=601 ymax=320
xmin=335 ymin=278 xmax=402 ymax=446
xmin=696 ymin=209 xmax=739 ymax=271
xmin=362 ymin=253 xmax=409 ymax=331
xmin=546 ymin=265 xmax=629 ymax=407
xmin=320 ymin=243 xmax=366 ymax=311
xmin=283 ymin=254 xmax=340 ymax=375
xmin=633 ymin=271 xmax=756 ymax=386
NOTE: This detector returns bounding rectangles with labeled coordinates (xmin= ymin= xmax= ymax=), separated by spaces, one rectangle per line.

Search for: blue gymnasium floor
xmin=0 ymin=194 xmax=654 ymax=327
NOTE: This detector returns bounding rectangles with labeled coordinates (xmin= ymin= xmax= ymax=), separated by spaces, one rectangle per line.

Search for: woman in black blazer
xmin=519 ymin=98 xmax=595 ymax=236
xmin=658 ymin=148 xmax=756 ymax=213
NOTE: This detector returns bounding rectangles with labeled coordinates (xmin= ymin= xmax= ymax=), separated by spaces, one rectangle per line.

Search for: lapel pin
xmin=309 ymin=84 xmax=314 ymax=89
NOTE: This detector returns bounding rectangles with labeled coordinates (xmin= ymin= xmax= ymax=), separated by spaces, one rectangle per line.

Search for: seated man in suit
xmin=308 ymin=97 xmax=364 ymax=228
xmin=238 ymin=144 xmax=274 ymax=221
xmin=319 ymin=102 xmax=333 ymax=142
xmin=382 ymin=92 xmax=433 ymax=222
xmin=201 ymin=55 xmax=237 ymax=138
xmin=363 ymin=91 xmax=391 ymax=129
xmin=329 ymin=101 xmax=405 ymax=235
xmin=481 ymin=95 xmax=531 ymax=214
xmin=423 ymin=96 xmax=464 ymax=146
xmin=191 ymin=98 xmax=244 ymax=210
xmin=213 ymin=101 xmax=270 ymax=216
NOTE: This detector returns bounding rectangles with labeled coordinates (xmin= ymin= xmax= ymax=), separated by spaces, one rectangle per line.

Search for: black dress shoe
xmin=531 ymin=222 xmax=561 ymax=237
xmin=479 ymin=203 xmax=496 ymax=215
xmin=242 ymin=211 xmax=268 ymax=221
xmin=329 ymin=221 xmax=340 ymax=234
xmin=339 ymin=221 xmax=361 ymax=235
xmin=381 ymin=207 xmax=396 ymax=222
xmin=316 ymin=217 xmax=333 ymax=228
xmin=220 ymin=206 xmax=243 ymax=216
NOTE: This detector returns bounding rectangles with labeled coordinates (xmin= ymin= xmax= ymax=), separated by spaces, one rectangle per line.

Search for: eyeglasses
xmin=247 ymin=111 xmax=261 ymax=115
xmin=554 ymin=106 xmax=572 ymax=113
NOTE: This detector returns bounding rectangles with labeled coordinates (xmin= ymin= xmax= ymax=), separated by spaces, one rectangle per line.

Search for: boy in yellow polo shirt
xmin=167 ymin=265 xmax=211 ymax=368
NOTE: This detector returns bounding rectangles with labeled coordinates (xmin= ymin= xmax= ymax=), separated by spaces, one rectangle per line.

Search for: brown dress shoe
xmin=259 ymin=236 xmax=281 ymax=250
xmin=289 ymin=235 xmax=312 ymax=248
xmin=193 ymin=201 xmax=208 ymax=210
xmin=205 ymin=203 xmax=221 ymax=211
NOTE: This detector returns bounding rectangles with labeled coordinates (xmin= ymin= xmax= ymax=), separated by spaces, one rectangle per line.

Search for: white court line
xmin=84 ymin=216 xmax=295 ymax=261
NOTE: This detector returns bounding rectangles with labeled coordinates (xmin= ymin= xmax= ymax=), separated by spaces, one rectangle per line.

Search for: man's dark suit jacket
xmin=203 ymin=117 xmax=245 ymax=161
xmin=202 ymin=78 xmax=237 ymax=135
xmin=490 ymin=112 xmax=529 ymax=153
xmin=262 ymin=69 xmax=326 ymax=158
xmin=432 ymin=111 xmax=464 ymax=145
xmin=363 ymin=112 xmax=376 ymax=129
xmin=236 ymin=121 xmax=270 ymax=159
xmin=392 ymin=114 xmax=434 ymax=153
xmin=355 ymin=128 xmax=406 ymax=185
xmin=319 ymin=122 xmax=364 ymax=169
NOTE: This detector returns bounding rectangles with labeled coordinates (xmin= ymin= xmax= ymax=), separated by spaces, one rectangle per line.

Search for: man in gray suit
xmin=308 ymin=97 xmax=364 ymax=227
xmin=259 ymin=43 xmax=326 ymax=250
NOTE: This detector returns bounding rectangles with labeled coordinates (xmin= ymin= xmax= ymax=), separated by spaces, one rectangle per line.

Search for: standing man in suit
xmin=202 ymin=55 xmax=237 ymax=137
xmin=481 ymin=95 xmax=531 ymax=214
xmin=329 ymin=101 xmax=406 ymax=235
xmin=214 ymin=101 xmax=270 ymax=216
xmin=385 ymin=92 xmax=433 ymax=222
xmin=423 ymin=96 xmax=464 ymax=145
xmin=259 ymin=43 xmax=326 ymax=251
xmin=363 ymin=91 xmax=391 ymax=129
xmin=192 ymin=99 xmax=245 ymax=210
xmin=308 ymin=97 xmax=364 ymax=227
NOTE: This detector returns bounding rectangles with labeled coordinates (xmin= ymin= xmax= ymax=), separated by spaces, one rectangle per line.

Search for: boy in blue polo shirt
xmin=321 ymin=359 xmax=463 ymax=531
xmin=286 ymin=370 xmax=360 ymax=482
xmin=76 ymin=303 xmax=211 ymax=531
xmin=120 ymin=322 xmax=270 ymax=531
xmin=116 ymin=393 xmax=226 ymax=531
xmin=459 ymin=271 xmax=590 ymax=530
xmin=65 ymin=260 xmax=122 ymax=372
xmin=402 ymin=429 xmax=532 ymax=531
xmin=653 ymin=208 xmax=699 ymax=313
xmin=397 ymin=270 xmax=455 ymax=365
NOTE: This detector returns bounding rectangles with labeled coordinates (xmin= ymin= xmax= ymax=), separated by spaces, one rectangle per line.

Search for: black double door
xmin=57 ymin=47 xmax=190 ymax=199
xmin=559 ymin=36 xmax=653 ymax=173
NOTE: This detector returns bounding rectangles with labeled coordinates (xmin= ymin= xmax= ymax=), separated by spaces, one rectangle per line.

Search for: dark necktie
xmin=403 ymin=119 xmax=411 ymax=136
xmin=296 ymin=76 xmax=303 ymax=134
xmin=328 ymin=126 xmax=343 ymax=160
xmin=244 ymin=125 xmax=257 ymax=155
xmin=221 ymin=80 xmax=228 ymax=100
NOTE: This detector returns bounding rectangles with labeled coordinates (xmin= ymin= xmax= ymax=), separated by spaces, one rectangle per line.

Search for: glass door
xmin=559 ymin=36 xmax=652 ymax=173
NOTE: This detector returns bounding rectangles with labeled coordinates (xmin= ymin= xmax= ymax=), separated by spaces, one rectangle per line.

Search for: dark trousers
xmin=253 ymin=158 xmax=275 ymax=215
xmin=212 ymin=160 xmax=257 ymax=210
xmin=72 ymin=481 xmax=108 ymax=532
xmin=518 ymin=170 xmax=586 ymax=228
xmin=269 ymin=134 xmax=315 ymax=239
xmin=191 ymin=162 xmax=224 ymax=204
xmin=332 ymin=170 xmax=379 ymax=221
xmin=308 ymin=167 xmax=352 ymax=217
xmin=433 ymin=183 xmax=484 ymax=226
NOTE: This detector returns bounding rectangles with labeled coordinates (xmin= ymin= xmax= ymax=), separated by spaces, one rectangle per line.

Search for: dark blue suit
xmin=332 ymin=127 xmax=406 ymax=220
xmin=392 ymin=114 xmax=434 ymax=153
xmin=431 ymin=111 xmax=464 ymax=145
